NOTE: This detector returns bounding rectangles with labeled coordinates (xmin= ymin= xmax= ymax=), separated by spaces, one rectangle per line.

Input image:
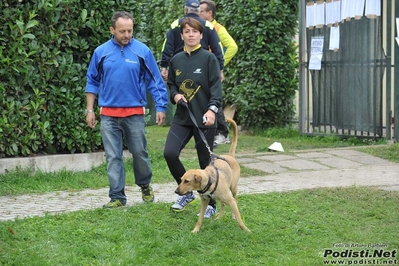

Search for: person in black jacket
xmin=160 ymin=0 xmax=224 ymax=82
xmin=163 ymin=17 xmax=222 ymax=218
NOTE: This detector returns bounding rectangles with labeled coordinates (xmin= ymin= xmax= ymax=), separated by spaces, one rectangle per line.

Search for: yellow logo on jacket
xmin=180 ymin=79 xmax=201 ymax=102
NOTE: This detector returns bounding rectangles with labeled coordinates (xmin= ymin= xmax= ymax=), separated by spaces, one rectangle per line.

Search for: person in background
xmin=163 ymin=17 xmax=222 ymax=218
xmin=200 ymin=0 xmax=238 ymax=146
xmin=160 ymin=0 xmax=224 ymax=83
xmin=85 ymin=11 xmax=168 ymax=208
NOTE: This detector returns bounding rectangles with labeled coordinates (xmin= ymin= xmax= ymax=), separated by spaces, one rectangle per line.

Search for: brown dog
xmin=175 ymin=118 xmax=250 ymax=233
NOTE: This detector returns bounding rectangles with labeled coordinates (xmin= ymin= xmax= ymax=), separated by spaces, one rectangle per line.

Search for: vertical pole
xmin=395 ymin=0 xmax=399 ymax=141
xmin=386 ymin=0 xmax=392 ymax=139
xmin=298 ymin=0 xmax=307 ymax=134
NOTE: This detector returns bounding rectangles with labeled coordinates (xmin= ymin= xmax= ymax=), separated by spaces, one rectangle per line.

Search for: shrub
xmin=218 ymin=0 xmax=299 ymax=129
xmin=0 ymin=0 xmax=299 ymax=157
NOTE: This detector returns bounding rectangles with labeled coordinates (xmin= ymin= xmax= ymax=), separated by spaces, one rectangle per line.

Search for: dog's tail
xmin=226 ymin=118 xmax=238 ymax=157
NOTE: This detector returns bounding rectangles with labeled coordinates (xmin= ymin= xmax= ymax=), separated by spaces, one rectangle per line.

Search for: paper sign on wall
xmin=309 ymin=37 xmax=324 ymax=70
xmin=396 ymin=18 xmax=399 ymax=46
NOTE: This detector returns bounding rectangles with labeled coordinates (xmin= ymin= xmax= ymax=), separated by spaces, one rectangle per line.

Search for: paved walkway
xmin=1 ymin=147 xmax=398 ymax=221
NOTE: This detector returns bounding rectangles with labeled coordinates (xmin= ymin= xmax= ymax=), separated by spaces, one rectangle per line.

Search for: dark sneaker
xmin=103 ymin=199 xmax=125 ymax=209
xmin=171 ymin=191 xmax=196 ymax=212
xmin=141 ymin=184 xmax=154 ymax=202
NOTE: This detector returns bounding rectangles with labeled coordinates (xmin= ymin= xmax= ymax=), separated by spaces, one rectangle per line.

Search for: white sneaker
xmin=171 ymin=192 xmax=196 ymax=212
xmin=198 ymin=205 xmax=217 ymax=218
xmin=214 ymin=134 xmax=230 ymax=144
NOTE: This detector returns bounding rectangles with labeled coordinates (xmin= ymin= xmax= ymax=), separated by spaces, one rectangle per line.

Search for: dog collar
xmin=197 ymin=167 xmax=219 ymax=195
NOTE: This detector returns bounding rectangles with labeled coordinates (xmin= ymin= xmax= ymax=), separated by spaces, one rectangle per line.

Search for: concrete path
xmin=1 ymin=147 xmax=398 ymax=221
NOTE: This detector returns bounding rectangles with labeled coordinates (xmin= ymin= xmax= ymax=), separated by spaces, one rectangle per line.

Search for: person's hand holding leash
xmin=174 ymin=94 xmax=187 ymax=105
xmin=203 ymin=110 xmax=215 ymax=126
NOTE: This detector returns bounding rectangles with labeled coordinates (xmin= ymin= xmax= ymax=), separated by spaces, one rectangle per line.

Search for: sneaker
xmin=103 ymin=199 xmax=125 ymax=209
xmin=214 ymin=134 xmax=230 ymax=144
xmin=140 ymin=184 xmax=155 ymax=202
xmin=171 ymin=192 xmax=196 ymax=212
xmin=202 ymin=205 xmax=217 ymax=218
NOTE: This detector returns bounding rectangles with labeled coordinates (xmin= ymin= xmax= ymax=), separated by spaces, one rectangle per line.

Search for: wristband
xmin=85 ymin=109 xmax=94 ymax=114
xmin=208 ymin=105 xmax=218 ymax=114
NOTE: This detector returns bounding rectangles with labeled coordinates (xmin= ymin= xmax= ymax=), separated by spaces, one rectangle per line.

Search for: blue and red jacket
xmin=86 ymin=36 xmax=168 ymax=113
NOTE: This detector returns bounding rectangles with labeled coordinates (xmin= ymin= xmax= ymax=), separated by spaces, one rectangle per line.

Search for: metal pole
xmin=298 ymin=0 xmax=307 ymax=134
xmin=395 ymin=0 xmax=399 ymax=141
xmin=386 ymin=0 xmax=392 ymax=140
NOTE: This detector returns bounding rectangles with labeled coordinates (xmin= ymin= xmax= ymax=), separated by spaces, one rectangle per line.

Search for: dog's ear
xmin=194 ymin=174 xmax=202 ymax=183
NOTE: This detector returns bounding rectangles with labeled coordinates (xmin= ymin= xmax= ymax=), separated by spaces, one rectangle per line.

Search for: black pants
xmin=164 ymin=123 xmax=217 ymax=207
xmin=216 ymin=108 xmax=229 ymax=137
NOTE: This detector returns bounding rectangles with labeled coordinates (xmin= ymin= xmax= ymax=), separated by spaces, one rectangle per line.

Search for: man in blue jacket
xmin=85 ymin=11 xmax=168 ymax=208
xmin=160 ymin=0 xmax=224 ymax=82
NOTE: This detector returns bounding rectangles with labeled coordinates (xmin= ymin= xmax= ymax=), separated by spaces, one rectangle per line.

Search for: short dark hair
xmin=111 ymin=11 xmax=134 ymax=28
xmin=180 ymin=17 xmax=203 ymax=34
xmin=200 ymin=0 xmax=216 ymax=19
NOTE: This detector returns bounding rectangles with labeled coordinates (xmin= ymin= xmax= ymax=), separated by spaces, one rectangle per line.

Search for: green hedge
xmin=0 ymin=0 xmax=298 ymax=158
xmin=218 ymin=0 xmax=299 ymax=130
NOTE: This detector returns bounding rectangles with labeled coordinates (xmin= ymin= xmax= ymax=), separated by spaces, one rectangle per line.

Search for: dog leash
xmin=177 ymin=99 xmax=221 ymax=164
xmin=178 ymin=99 xmax=225 ymax=195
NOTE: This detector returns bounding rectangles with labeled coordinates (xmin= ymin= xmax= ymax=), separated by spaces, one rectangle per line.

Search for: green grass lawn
xmin=1 ymin=125 xmax=399 ymax=265
xmin=1 ymin=187 xmax=398 ymax=265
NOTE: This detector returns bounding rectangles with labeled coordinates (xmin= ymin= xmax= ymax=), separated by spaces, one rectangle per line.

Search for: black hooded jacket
xmin=160 ymin=13 xmax=224 ymax=70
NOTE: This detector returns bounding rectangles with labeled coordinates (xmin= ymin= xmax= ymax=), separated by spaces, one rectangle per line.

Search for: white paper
xmin=396 ymin=19 xmax=399 ymax=47
xmin=341 ymin=0 xmax=360 ymax=20
xmin=365 ymin=0 xmax=381 ymax=17
xmin=314 ymin=2 xmax=325 ymax=26
xmin=306 ymin=4 xmax=315 ymax=28
xmin=341 ymin=0 xmax=349 ymax=20
xmin=309 ymin=55 xmax=323 ymax=70
xmin=325 ymin=1 xmax=334 ymax=25
xmin=396 ymin=18 xmax=399 ymax=37
xmin=309 ymin=37 xmax=324 ymax=70
xmin=333 ymin=0 xmax=341 ymax=24
xmin=348 ymin=0 xmax=356 ymax=18
xmin=329 ymin=26 xmax=340 ymax=50
xmin=353 ymin=0 xmax=365 ymax=18
xmin=326 ymin=0 xmax=341 ymax=25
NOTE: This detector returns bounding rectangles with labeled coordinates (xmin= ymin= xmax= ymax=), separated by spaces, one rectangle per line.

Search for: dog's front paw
xmin=191 ymin=228 xmax=200 ymax=233
xmin=242 ymin=227 xmax=251 ymax=233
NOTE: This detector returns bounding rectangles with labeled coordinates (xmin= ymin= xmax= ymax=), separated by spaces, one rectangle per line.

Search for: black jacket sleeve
xmin=160 ymin=28 xmax=175 ymax=68
xmin=207 ymin=54 xmax=222 ymax=109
